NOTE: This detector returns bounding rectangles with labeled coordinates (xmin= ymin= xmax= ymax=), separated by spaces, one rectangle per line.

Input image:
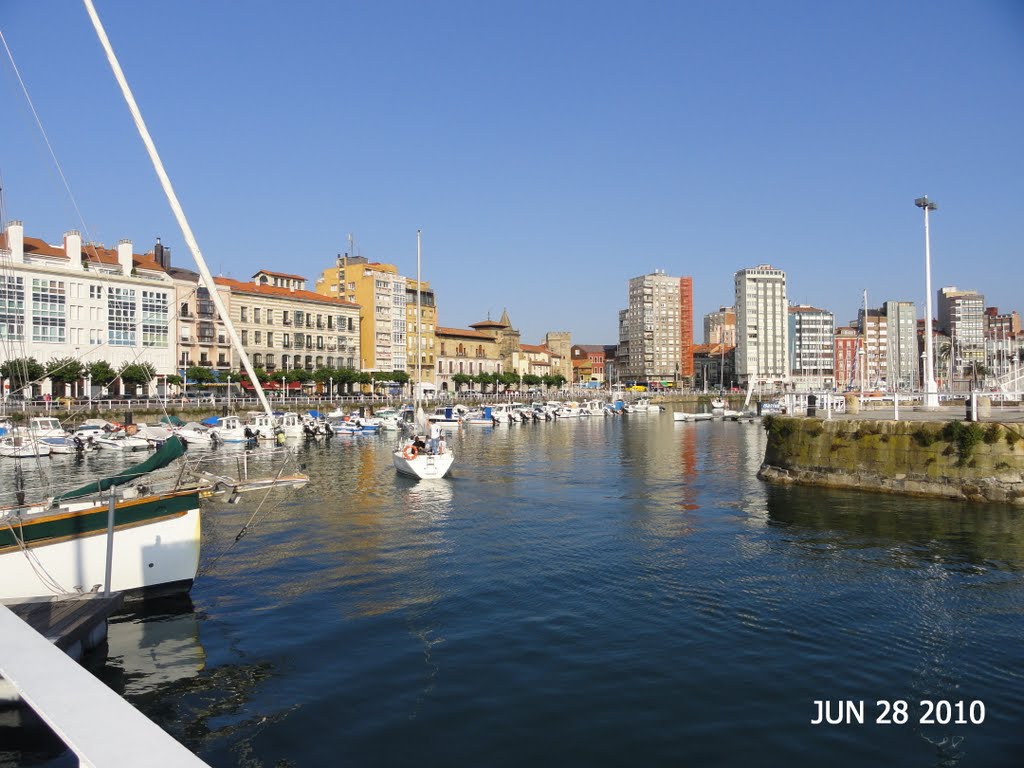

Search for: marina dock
xmin=1 ymin=595 xmax=209 ymax=766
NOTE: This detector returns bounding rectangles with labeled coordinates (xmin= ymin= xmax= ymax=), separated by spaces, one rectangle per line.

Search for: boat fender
xmin=403 ymin=444 xmax=418 ymax=459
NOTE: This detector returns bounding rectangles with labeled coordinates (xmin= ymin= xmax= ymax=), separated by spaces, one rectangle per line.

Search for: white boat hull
xmin=392 ymin=449 xmax=455 ymax=479
xmin=0 ymin=493 xmax=201 ymax=601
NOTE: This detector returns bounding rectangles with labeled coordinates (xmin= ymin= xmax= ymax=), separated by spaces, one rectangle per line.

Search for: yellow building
xmin=315 ymin=256 xmax=405 ymax=374
xmin=406 ymin=278 xmax=437 ymax=391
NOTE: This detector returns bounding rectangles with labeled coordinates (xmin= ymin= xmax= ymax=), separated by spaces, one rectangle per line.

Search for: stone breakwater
xmin=757 ymin=416 xmax=1024 ymax=504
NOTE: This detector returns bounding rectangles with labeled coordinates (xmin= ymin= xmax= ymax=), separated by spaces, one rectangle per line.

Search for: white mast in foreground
xmin=82 ymin=0 xmax=276 ymax=423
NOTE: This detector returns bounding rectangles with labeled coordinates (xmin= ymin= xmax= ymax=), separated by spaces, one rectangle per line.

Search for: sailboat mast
xmin=82 ymin=0 xmax=275 ymax=420
xmin=416 ymin=229 xmax=422 ymax=405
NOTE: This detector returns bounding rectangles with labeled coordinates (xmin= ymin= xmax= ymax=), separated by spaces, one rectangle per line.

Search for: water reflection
xmin=765 ymin=484 xmax=1024 ymax=570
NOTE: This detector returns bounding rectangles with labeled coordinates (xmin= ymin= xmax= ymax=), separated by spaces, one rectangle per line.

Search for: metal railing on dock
xmin=0 ymin=601 xmax=209 ymax=766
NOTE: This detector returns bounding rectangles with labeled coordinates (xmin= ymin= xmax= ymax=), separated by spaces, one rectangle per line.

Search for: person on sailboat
xmin=429 ymin=422 xmax=441 ymax=454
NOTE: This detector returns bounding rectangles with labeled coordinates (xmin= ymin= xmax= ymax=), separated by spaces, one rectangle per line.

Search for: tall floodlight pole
xmin=915 ymin=196 xmax=939 ymax=408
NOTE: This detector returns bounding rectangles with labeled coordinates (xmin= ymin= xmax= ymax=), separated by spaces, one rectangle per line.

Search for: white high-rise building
xmin=787 ymin=305 xmax=834 ymax=388
xmin=734 ymin=264 xmax=788 ymax=388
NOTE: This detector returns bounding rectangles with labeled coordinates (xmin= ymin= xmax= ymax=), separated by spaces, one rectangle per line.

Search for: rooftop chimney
xmin=117 ymin=238 xmax=134 ymax=275
xmin=153 ymin=237 xmax=171 ymax=269
xmin=6 ymin=220 xmax=24 ymax=264
xmin=64 ymin=230 xmax=82 ymax=270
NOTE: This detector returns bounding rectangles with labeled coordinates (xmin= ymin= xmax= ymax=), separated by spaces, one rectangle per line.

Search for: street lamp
xmin=915 ymin=195 xmax=939 ymax=408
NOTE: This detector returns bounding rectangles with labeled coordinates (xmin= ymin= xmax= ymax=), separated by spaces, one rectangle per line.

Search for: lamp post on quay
xmin=915 ymin=195 xmax=940 ymax=408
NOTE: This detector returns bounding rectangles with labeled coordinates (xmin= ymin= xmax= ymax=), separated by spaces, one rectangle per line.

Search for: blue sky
xmin=2 ymin=1 xmax=1021 ymax=344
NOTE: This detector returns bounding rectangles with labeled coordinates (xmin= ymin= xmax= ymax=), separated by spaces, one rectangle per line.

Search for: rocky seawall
xmin=757 ymin=416 xmax=1024 ymax=504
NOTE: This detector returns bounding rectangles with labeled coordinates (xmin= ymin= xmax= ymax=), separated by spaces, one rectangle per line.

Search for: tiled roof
xmin=436 ymin=326 xmax=494 ymax=340
xmin=253 ymin=269 xmax=307 ymax=281
xmin=12 ymin=234 xmax=167 ymax=273
xmin=214 ymin=276 xmax=358 ymax=307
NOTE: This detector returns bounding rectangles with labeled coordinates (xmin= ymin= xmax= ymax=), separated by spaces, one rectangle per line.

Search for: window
xmin=0 ymin=275 xmax=25 ymax=341
xmin=267 ymin=332 xmax=274 ymax=347
xmin=32 ymin=278 xmax=66 ymax=343
xmin=89 ymin=285 xmax=102 ymax=300
xmin=141 ymin=290 xmax=169 ymax=348
xmin=240 ymin=306 xmax=248 ymax=322
xmin=254 ymin=307 xmax=261 ymax=323
xmin=254 ymin=330 xmax=262 ymax=345
xmin=106 ymin=286 xmax=135 ymax=346
xmin=241 ymin=330 xmax=248 ymax=345
xmin=267 ymin=309 xmax=273 ymax=325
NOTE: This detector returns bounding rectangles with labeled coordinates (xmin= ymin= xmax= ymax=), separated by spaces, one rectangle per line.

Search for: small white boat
xmin=711 ymin=397 xmax=727 ymax=410
xmin=39 ymin=435 xmax=88 ymax=455
xmin=428 ymin=405 xmax=467 ymax=428
xmin=0 ymin=435 xmax=50 ymax=458
xmin=27 ymin=416 xmax=67 ymax=438
xmin=134 ymin=422 xmax=176 ymax=446
xmin=393 ymin=435 xmax=454 ymax=479
xmin=673 ymin=411 xmax=714 ymax=422
xmin=175 ymin=422 xmax=219 ymax=446
xmin=212 ymin=415 xmax=252 ymax=443
xmin=94 ymin=431 xmax=151 ymax=451
xmin=370 ymin=408 xmax=402 ymax=431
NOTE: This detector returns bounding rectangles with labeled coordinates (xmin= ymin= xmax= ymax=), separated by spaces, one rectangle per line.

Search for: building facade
xmin=1 ymin=221 xmax=175 ymax=394
xmin=937 ymin=286 xmax=985 ymax=373
xmin=787 ymin=305 xmax=835 ymax=388
xmin=315 ymin=257 xmax=406 ymax=374
xmin=435 ymin=326 xmax=503 ymax=393
xmin=856 ymin=308 xmax=888 ymax=389
xmin=734 ymin=265 xmax=788 ymax=388
xmin=834 ymin=326 xmax=860 ymax=390
xmin=405 ymin=279 xmax=437 ymax=390
xmin=884 ymin=300 xmax=917 ymax=390
xmin=215 ymin=270 xmax=360 ymax=375
xmin=571 ymin=345 xmax=607 ymax=384
xmin=703 ymin=306 xmax=736 ymax=346
xmin=618 ymin=271 xmax=694 ymax=386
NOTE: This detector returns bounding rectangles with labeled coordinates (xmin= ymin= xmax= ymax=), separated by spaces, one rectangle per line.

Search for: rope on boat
xmin=2 ymin=516 xmax=69 ymax=595
xmin=194 ymin=463 xmax=292 ymax=580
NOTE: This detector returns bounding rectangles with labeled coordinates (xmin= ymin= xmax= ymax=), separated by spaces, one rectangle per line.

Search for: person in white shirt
xmin=429 ymin=422 xmax=441 ymax=454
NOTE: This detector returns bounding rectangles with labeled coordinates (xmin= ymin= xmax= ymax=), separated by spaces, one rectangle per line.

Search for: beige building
xmin=435 ymin=326 xmax=504 ymax=393
xmin=314 ymin=257 xmax=406 ymax=374
xmin=215 ymin=270 xmax=360 ymax=375
xmin=167 ymin=247 xmax=234 ymax=375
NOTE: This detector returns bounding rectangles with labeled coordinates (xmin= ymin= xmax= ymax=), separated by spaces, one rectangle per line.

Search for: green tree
xmin=287 ymin=368 xmax=313 ymax=384
xmin=119 ymin=361 xmax=157 ymax=395
xmin=165 ymin=374 xmax=184 ymax=387
xmin=475 ymin=371 xmax=497 ymax=393
xmin=522 ymin=373 xmax=542 ymax=388
xmin=86 ymin=360 xmax=117 ymax=388
xmin=1 ymin=357 xmax=45 ymax=393
xmin=452 ymin=373 xmax=473 ymax=392
xmin=46 ymin=357 xmax=85 ymax=397
xmin=186 ymin=365 xmax=215 ymax=386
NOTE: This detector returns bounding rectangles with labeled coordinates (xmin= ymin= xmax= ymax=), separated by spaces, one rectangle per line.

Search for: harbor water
xmin=4 ymin=414 xmax=1024 ymax=766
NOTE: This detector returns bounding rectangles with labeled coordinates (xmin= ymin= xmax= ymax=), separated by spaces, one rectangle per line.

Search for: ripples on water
xmin=4 ymin=417 xmax=1023 ymax=767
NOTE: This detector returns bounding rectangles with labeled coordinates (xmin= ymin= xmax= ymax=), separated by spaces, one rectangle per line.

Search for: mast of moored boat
xmin=82 ymin=0 xmax=277 ymax=426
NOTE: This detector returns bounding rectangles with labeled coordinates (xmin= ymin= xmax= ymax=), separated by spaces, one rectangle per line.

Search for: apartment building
xmin=315 ymin=257 xmax=407 ymax=374
xmin=215 ymin=270 xmax=360 ymax=374
xmin=406 ymin=278 xmax=438 ymax=390
xmin=0 ymin=221 xmax=175 ymax=391
xmin=834 ymin=326 xmax=860 ymax=389
xmin=167 ymin=243 xmax=234 ymax=374
xmin=703 ymin=306 xmax=736 ymax=346
xmin=618 ymin=271 xmax=694 ymax=385
xmin=734 ymin=265 xmax=788 ymax=388
xmin=856 ymin=308 xmax=888 ymax=388
xmin=884 ymin=301 xmax=917 ymax=390
xmin=787 ymin=305 xmax=835 ymax=388
xmin=571 ymin=345 xmax=607 ymax=384
xmin=937 ymin=286 xmax=985 ymax=372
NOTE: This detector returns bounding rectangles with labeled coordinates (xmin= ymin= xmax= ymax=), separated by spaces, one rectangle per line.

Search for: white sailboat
xmin=392 ymin=231 xmax=454 ymax=480
xmin=0 ymin=2 xmax=305 ymax=602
